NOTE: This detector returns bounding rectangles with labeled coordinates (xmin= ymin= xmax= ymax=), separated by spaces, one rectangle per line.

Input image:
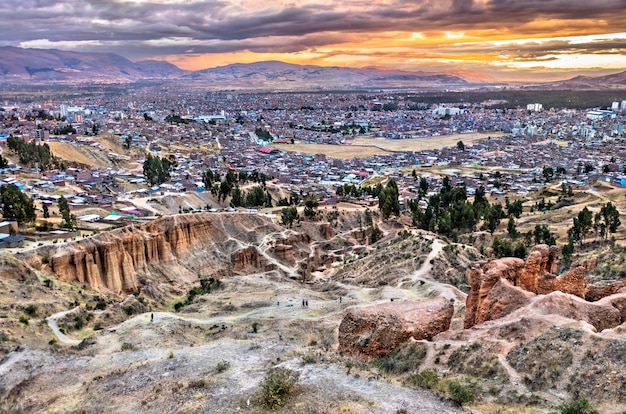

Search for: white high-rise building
xmin=612 ymin=101 xmax=619 ymax=111
xmin=621 ymin=100 xmax=626 ymax=111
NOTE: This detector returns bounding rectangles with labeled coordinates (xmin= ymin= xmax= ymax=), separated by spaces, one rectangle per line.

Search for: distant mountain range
xmin=0 ymin=46 xmax=186 ymax=82
xmin=0 ymin=46 xmax=625 ymax=90
xmin=0 ymin=46 xmax=485 ymax=88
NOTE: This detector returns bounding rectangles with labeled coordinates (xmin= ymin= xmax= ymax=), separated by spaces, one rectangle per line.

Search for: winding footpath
xmin=47 ymin=307 xmax=82 ymax=346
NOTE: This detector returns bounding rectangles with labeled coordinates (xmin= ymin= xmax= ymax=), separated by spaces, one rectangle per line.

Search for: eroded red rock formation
xmin=465 ymin=244 xmax=591 ymax=328
xmin=231 ymin=246 xmax=275 ymax=273
xmin=338 ymin=298 xmax=453 ymax=358
xmin=40 ymin=213 xmax=330 ymax=295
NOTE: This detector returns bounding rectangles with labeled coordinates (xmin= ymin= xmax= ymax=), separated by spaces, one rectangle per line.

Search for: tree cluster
xmin=202 ymin=168 xmax=269 ymax=202
xmin=52 ymin=124 xmax=76 ymax=135
xmin=568 ymin=203 xmax=620 ymax=247
xmin=378 ymin=179 xmax=400 ymax=219
xmin=7 ymin=135 xmax=57 ymax=170
xmin=0 ymin=184 xmax=36 ymax=225
xmin=281 ymin=207 xmax=299 ymax=228
xmin=254 ymin=128 xmax=273 ymax=141
xmin=165 ymin=114 xmax=191 ymax=124
xmin=230 ymin=185 xmax=272 ymax=208
xmin=143 ymin=154 xmax=175 ymax=186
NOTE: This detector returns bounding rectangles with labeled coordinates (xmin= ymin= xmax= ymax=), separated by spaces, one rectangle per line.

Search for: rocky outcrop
xmin=467 ymin=278 xmax=535 ymax=327
xmin=586 ymin=280 xmax=626 ymax=301
xmin=231 ymin=246 xmax=275 ymax=273
xmin=465 ymin=245 xmax=591 ymax=328
xmin=35 ymin=213 xmax=331 ymax=295
xmin=272 ymin=244 xmax=295 ymax=265
xmin=338 ymin=298 xmax=453 ymax=358
xmin=532 ymin=292 xmax=623 ymax=332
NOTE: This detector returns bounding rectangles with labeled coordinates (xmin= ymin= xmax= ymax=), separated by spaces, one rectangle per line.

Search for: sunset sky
xmin=1 ymin=0 xmax=626 ymax=80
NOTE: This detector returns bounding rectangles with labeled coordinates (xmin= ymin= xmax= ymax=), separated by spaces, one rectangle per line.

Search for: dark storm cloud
xmin=0 ymin=0 xmax=625 ymax=59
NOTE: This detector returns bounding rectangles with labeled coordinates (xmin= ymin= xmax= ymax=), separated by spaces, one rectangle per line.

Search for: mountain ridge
xmin=1 ymin=47 xmax=626 ymax=89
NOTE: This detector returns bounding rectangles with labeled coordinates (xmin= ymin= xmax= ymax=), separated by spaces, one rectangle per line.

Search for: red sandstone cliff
xmin=33 ymin=213 xmax=330 ymax=295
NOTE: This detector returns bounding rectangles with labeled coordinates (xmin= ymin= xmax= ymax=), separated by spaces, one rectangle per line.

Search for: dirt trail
xmin=47 ymin=307 xmax=82 ymax=346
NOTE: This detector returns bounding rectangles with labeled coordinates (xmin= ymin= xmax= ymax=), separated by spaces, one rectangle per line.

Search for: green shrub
xmin=18 ymin=314 xmax=29 ymax=325
xmin=550 ymin=398 xmax=599 ymax=414
xmin=442 ymin=379 xmax=475 ymax=405
xmin=372 ymin=343 xmax=427 ymax=375
xmin=259 ymin=368 xmax=299 ymax=410
xmin=410 ymin=369 xmax=440 ymax=389
xmin=24 ymin=304 xmax=38 ymax=316
xmin=251 ymin=321 xmax=259 ymax=333
xmin=215 ymin=360 xmax=230 ymax=373
xmin=123 ymin=305 xmax=136 ymax=316
xmin=121 ymin=342 xmax=134 ymax=351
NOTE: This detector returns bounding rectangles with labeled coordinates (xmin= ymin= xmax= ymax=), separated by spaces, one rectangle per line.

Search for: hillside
xmin=0 ymin=196 xmax=625 ymax=412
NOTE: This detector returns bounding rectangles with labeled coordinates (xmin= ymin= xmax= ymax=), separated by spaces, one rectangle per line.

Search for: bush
xmin=372 ymin=343 xmax=427 ymax=375
xmin=123 ymin=305 xmax=136 ymax=316
xmin=121 ymin=342 xmax=134 ymax=351
xmin=24 ymin=304 xmax=38 ymax=316
xmin=301 ymin=352 xmax=316 ymax=364
xmin=550 ymin=398 xmax=599 ymax=414
xmin=259 ymin=368 xmax=299 ymax=410
xmin=410 ymin=369 xmax=440 ymax=389
xmin=442 ymin=379 xmax=476 ymax=405
xmin=215 ymin=360 xmax=230 ymax=373
xmin=18 ymin=314 xmax=29 ymax=325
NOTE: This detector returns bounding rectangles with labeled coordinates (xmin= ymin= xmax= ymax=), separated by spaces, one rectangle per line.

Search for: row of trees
xmin=202 ymin=169 xmax=268 ymax=191
xmin=201 ymin=168 xmax=271 ymax=204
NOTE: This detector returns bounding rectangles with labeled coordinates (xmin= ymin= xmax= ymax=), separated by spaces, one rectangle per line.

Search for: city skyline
xmin=1 ymin=0 xmax=626 ymax=81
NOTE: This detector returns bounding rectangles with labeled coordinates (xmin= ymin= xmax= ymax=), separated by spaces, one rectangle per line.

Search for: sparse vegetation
xmin=258 ymin=367 xmax=299 ymax=410
xmin=372 ymin=342 xmax=427 ymax=375
xmin=215 ymin=360 xmax=230 ymax=373
xmin=174 ymin=278 xmax=223 ymax=310
xmin=549 ymin=398 xmax=599 ymax=414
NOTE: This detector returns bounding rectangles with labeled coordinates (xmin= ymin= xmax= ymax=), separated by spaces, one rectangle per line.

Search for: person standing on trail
xmin=150 ymin=313 xmax=154 ymax=323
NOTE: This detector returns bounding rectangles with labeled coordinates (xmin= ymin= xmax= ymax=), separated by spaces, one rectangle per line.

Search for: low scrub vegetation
xmin=372 ymin=342 xmax=427 ymax=375
xmin=258 ymin=367 xmax=299 ymax=410
xmin=174 ymin=278 xmax=223 ymax=311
